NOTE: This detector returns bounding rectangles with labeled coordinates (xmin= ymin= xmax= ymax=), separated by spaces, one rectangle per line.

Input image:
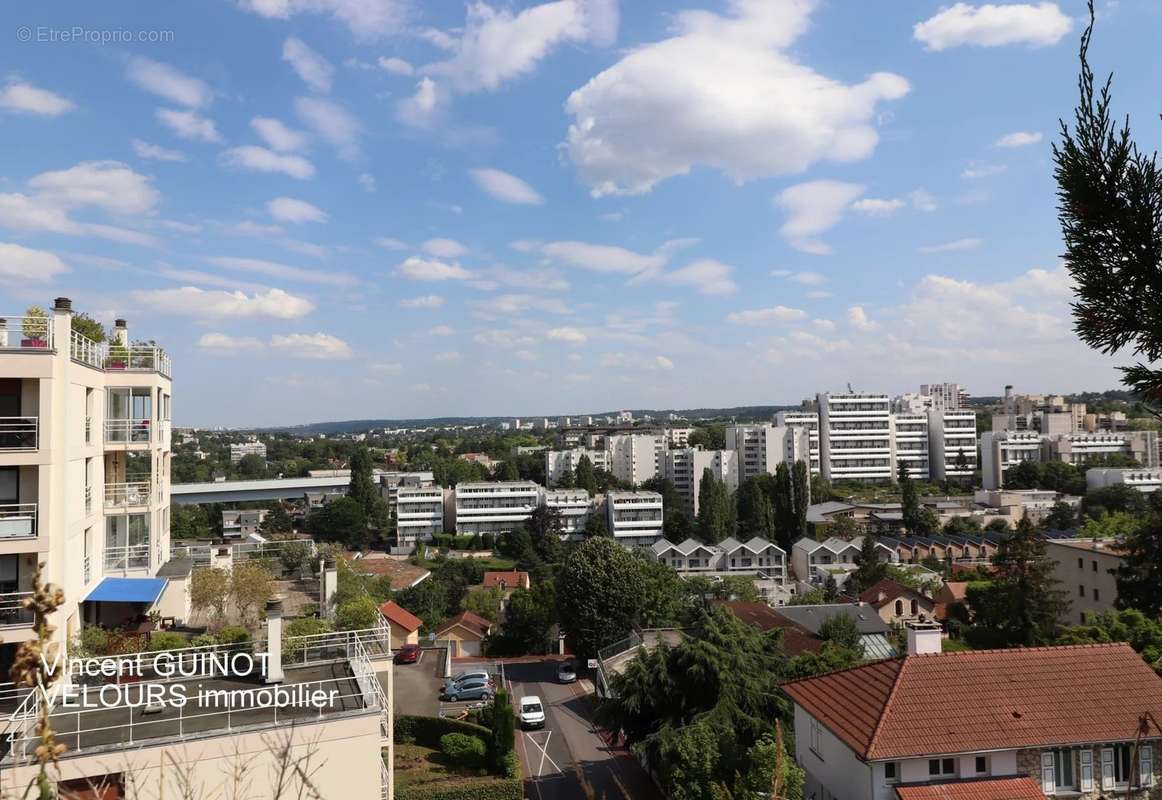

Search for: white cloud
xmin=434 ymin=350 xmax=460 ymax=362
xmin=294 ymin=96 xmax=360 ymax=159
xmin=540 ymin=240 xmax=665 ymax=275
xmin=914 ymin=2 xmax=1071 ymax=51
xmin=281 ymin=239 xmax=329 ymax=258
xmin=547 ymin=326 xmax=587 ymax=344
xmin=375 ymin=237 xmax=409 ymax=250
xmin=358 ymin=173 xmax=376 ymax=192
xmin=370 ymin=361 xmax=402 ymax=374
xmin=775 ymin=180 xmax=865 ymax=254
xmin=655 ymin=355 xmax=674 ymax=370
xmin=132 ymin=139 xmax=186 ymax=162
xmin=395 ymin=256 xmax=472 ymax=281
xmin=251 ymin=117 xmax=308 ymax=152
xmin=229 ymin=220 xmax=285 ymax=236
xmin=221 ymin=146 xmax=316 ymax=179
xmin=267 ymin=196 xmax=328 ymax=223
xmin=661 ymin=259 xmax=737 ymax=295
xmin=469 ymin=167 xmax=544 ymax=205
xmin=0 ymin=81 xmax=74 ymax=116
xmin=851 ymin=197 xmax=905 ymax=216
xmin=422 ymin=238 xmax=467 ymax=258
xmin=237 ymin=0 xmax=410 ymax=40
xmin=421 ymin=0 xmax=618 ymax=93
xmin=476 ymin=265 xmax=569 ymax=293
xmin=197 ymin=332 xmax=265 ymax=353
xmin=962 ymin=163 xmax=1007 ymax=179
xmin=994 ymin=130 xmax=1043 ymax=148
xmin=129 ymin=286 xmax=314 ymax=319
xmin=399 ymin=294 xmax=444 ymax=308
xmin=379 ymin=57 xmax=414 ymax=75
xmin=806 ymin=290 xmax=833 ymax=299
xmin=847 ymin=305 xmax=878 ymax=331
xmin=397 ymin=77 xmax=447 ymax=128
xmin=206 ymin=255 xmax=353 ymax=286
xmin=474 ymin=329 xmax=536 ymax=348
xmin=514 ymin=349 xmax=539 ymax=362
xmin=283 ymin=37 xmax=335 ymax=92
xmin=917 ymin=237 xmax=982 ymax=254
xmin=156 ymin=108 xmax=222 ymax=142
xmin=812 ymin=318 xmax=836 ymax=332
xmin=270 ymin=332 xmax=353 ymax=359
xmin=784 ymin=271 xmax=827 ymax=286
xmin=28 ymin=160 xmax=159 ymax=214
xmin=726 ymin=305 xmax=807 ymax=325
xmin=908 ymin=189 xmax=937 ymax=212
xmin=0 ymin=242 xmax=69 ymax=283
xmin=429 ymin=324 xmax=455 ymax=336
xmin=471 ymin=294 xmax=570 ymax=315
xmin=126 ymin=57 xmax=213 ymax=107
xmin=564 ymin=1 xmax=908 ymax=196
xmin=0 ymin=192 xmax=158 ymax=247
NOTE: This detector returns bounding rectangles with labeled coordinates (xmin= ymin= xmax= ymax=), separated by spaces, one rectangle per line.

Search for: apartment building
xmin=544 ymin=447 xmax=609 ymax=487
xmin=979 ymin=431 xmax=1044 ymax=489
xmin=776 ymin=411 xmax=821 ymax=473
xmin=981 ymin=430 xmax=1159 ymax=489
xmin=0 ymin=298 xmax=173 ymax=660
xmin=663 ymin=427 xmax=695 ymax=448
xmin=1044 ymin=537 xmax=1124 ymax=625
xmin=651 ymin=536 xmax=786 ymax=581
xmin=919 ymin=382 xmax=969 ymax=410
xmin=606 ymin=433 xmax=665 ymax=485
xmin=791 ymin=536 xmax=897 ymax=582
xmin=817 ymin=393 xmax=895 ymax=483
xmin=229 ymin=439 xmax=266 ymax=463
xmin=221 ymin=508 xmax=266 ymax=538
xmin=1087 ymin=467 xmax=1162 ymax=493
xmin=662 ymin=447 xmax=739 ymax=517
xmin=928 ymin=409 xmax=978 ymax=480
xmin=892 ymin=413 xmax=930 ymax=480
xmin=606 ymin=490 xmax=664 ymax=546
xmin=543 ymin=487 xmax=592 ymax=538
xmin=454 ymin=480 xmax=540 ymax=536
xmin=377 ymin=470 xmax=436 ymax=517
xmin=785 ymin=634 xmax=1162 ymax=800
xmin=724 ymin=423 xmax=810 ymax=481
xmin=395 ymin=485 xmax=445 ymax=544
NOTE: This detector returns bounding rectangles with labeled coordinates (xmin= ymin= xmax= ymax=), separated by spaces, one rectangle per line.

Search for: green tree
xmin=336 ymin=595 xmax=379 ymax=631
xmin=347 ymin=445 xmax=378 ymax=517
xmin=1114 ymin=506 xmax=1162 ymax=616
xmin=644 ymin=477 xmax=693 ymax=541
xmin=574 ymin=454 xmax=598 ymax=495
xmin=308 ymin=496 xmax=369 ymax=550
xmin=191 ymin=567 xmax=230 ymax=625
xmin=462 ymin=586 xmax=505 ymax=622
xmin=899 ymin=460 xmax=920 ymax=534
xmin=492 ymin=582 xmax=556 ymax=655
xmin=230 ymin=561 xmax=275 ymax=626
xmin=489 ymin=688 xmax=516 ymax=772
xmin=171 ymin=504 xmax=211 ymax=540
xmin=556 ymin=466 xmax=576 ymax=488
xmin=818 ymin=613 xmax=861 ymax=650
xmin=260 ymin=505 xmax=293 ymax=535
xmin=688 ymin=424 xmax=726 ymax=450
xmin=1079 ymin=510 xmax=1139 ymax=540
xmin=496 ymin=459 xmax=520 ymax=481
xmin=1056 ymin=608 xmax=1162 ymax=663
xmin=396 ymin=578 xmax=450 ymax=632
xmin=849 ymin=535 xmax=889 ymax=595
xmin=584 ymin=513 xmax=610 ymax=538
xmin=557 ymin=537 xmax=643 ymax=658
xmin=943 ymin=515 xmax=983 ymax=536
xmin=696 ymin=468 xmax=731 ymax=544
xmin=771 ymin=463 xmax=795 ymax=552
xmin=1042 ymin=501 xmax=1077 ymax=531
xmin=235 ymin=453 xmax=266 ymax=479
xmin=277 ymin=539 xmax=315 ymax=576
xmin=1084 ymin=484 xmax=1150 ymax=519
xmin=70 ymin=312 xmax=107 ymax=342
xmin=737 ymin=478 xmax=776 ymax=541
xmin=791 ymin=460 xmax=810 ymax=540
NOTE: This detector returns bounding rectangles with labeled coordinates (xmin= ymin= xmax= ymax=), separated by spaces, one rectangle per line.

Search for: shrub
xmin=502 ymin=750 xmax=520 ymax=780
xmin=216 ymin=625 xmax=251 ymax=645
xmin=481 ymin=533 xmax=495 ymax=550
xmin=336 ymin=595 xmax=379 ymax=631
xmin=440 ymin=732 xmax=486 ymax=769
xmin=394 ymin=715 xmax=492 ymax=748
xmin=77 ymin=626 xmax=110 ymax=657
xmin=395 ymin=781 xmax=523 ymax=800
xmin=146 ymin=632 xmax=189 ymax=652
xmin=189 ymin=634 xmax=218 ymax=648
xmin=283 ymin=617 xmax=334 ymax=661
xmin=489 ymin=689 xmax=515 ymax=771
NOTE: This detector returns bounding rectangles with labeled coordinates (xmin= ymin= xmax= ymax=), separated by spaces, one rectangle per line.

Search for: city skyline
xmin=1 ymin=0 xmax=1154 ymax=426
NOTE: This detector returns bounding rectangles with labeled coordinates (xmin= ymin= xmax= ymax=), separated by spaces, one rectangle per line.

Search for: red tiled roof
xmin=342 ymin=553 xmax=430 ymax=591
xmin=896 ymin=778 xmax=1045 ymax=800
xmin=436 ymin=610 xmax=492 ymax=639
xmin=716 ymin=601 xmax=824 ymax=656
xmin=378 ymin=601 xmax=422 ymax=633
xmin=783 ymin=643 xmax=1162 ymax=759
xmin=858 ymin=579 xmax=928 ymax=609
xmin=941 ymin=582 xmax=969 ymax=601
xmin=483 ymin=570 xmax=529 ymax=589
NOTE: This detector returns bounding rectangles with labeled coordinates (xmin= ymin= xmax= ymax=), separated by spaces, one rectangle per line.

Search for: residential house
xmin=435 ymin=610 xmax=493 ymax=657
xmin=934 ymin=581 xmax=969 ymax=622
xmin=858 ymin=579 xmax=937 ymax=626
xmin=221 ymin=508 xmax=267 ymax=538
xmin=482 ymin=570 xmax=530 ymax=595
xmin=772 ymin=603 xmax=897 ymax=659
xmin=379 ymin=600 xmax=422 ymax=649
xmin=1044 ymin=538 xmax=1125 ymax=625
xmin=792 ymin=536 xmax=897 ymax=583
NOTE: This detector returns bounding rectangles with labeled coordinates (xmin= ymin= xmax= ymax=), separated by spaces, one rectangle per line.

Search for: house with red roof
xmin=378 ymin=600 xmax=422 ymax=649
xmin=435 ymin=610 xmax=493 ymax=658
xmin=783 ymin=625 xmax=1162 ymax=800
xmin=858 ymin=578 xmax=937 ymax=626
xmin=482 ymin=570 xmax=530 ymax=594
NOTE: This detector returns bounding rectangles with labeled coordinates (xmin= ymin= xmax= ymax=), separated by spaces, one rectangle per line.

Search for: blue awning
xmin=84 ymin=577 xmax=168 ymax=604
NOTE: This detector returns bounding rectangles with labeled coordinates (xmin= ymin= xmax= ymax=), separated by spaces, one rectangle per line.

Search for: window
xmin=1055 ymin=750 xmax=1076 ymax=790
xmin=910 ymin=598 xmax=918 ymax=616
xmin=895 ymin=600 xmax=904 ymax=616
xmin=1113 ymin=745 xmax=1132 ymax=785
xmin=929 ymin=758 xmax=955 ymax=776
xmin=1078 ymin=557 xmax=1084 ymax=569
xmin=809 ymin=718 xmax=823 ymax=758
xmin=976 ymin=756 xmax=989 ymax=774
xmin=1092 ymin=560 xmax=1098 ymax=572
xmin=1093 ymin=588 xmax=1100 ymax=602
xmin=1079 ymin=584 xmax=1086 ymax=597
xmin=884 ymin=762 xmax=899 ymax=784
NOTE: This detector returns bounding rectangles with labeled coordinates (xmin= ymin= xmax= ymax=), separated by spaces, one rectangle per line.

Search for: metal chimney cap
xmin=114 ymin=318 xmax=127 ymax=328
xmin=323 ymin=557 xmax=337 ymax=569
xmin=265 ymin=596 xmax=284 ymax=614
xmin=53 ymin=297 xmax=72 ymax=310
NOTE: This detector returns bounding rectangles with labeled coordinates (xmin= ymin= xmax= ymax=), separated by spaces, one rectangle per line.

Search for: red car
xmin=395 ymin=644 xmax=420 ymax=664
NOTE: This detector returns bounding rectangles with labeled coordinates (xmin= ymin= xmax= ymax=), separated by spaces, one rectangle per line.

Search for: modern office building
xmin=606 ymin=490 xmax=664 ymax=546
xmin=395 ymin=485 xmax=445 ymax=544
xmin=544 ymin=447 xmax=609 ymax=487
xmin=606 ymin=433 xmax=665 ymax=485
xmin=816 ymin=393 xmax=895 ymax=483
xmin=229 ymin=439 xmax=266 ymax=463
xmin=892 ymin=413 xmax=930 ymax=480
xmin=981 ymin=429 xmax=1160 ymax=489
xmin=928 ymin=409 xmax=978 ymax=480
xmin=543 ymin=487 xmax=592 ymax=538
xmin=1086 ymin=467 xmax=1162 ymax=493
xmin=663 ymin=448 xmax=739 ymax=517
xmin=454 ymin=480 xmax=541 ymax=536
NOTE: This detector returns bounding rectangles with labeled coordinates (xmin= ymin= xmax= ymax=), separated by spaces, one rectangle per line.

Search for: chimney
xmin=320 ymin=557 xmax=338 ymax=618
xmin=211 ymin=545 xmax=233 ymax=572
xmin=905 ymin=621 xmax=943 ymax=656
xmin=113 ymin=319 xmax=128 ymax=346
xmin=53 ymin=297 xmax=72 ymax=311
xmin=265 ymin=596 xmax=284 ymax=684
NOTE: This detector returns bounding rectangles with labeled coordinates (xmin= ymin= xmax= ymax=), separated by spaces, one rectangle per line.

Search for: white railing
xmin=71 ymin=331 xmax=172 ymax=378
xmin=104 ymin=418 xmax=152 ymax=445
xmin=0 ymin=317 xmax=52 ymax=351
xmin=0 ymin=417 xmax=37 ymax=451
xmin=104 ymin=543 xmax=150 ymax=571
xmin=104 ymin=481 xmax=152 ymax=508
xmin=70 ymin=329 xmax=102 ymax=368
xmin=0 ymin=592 xmax=33 ymax=627
xmin=84 ymin=415 xmax=92 ymax=445
xmin=0 ymin=504 xmax=36 ymax=539
xmin=84 ymin=485 xmax=92 ymax=515
xmin=83 ymin=554 xmax=91 ymax=584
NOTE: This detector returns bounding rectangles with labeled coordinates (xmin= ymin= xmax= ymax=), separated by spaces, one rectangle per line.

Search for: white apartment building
xmin=544 ymin=447 xmax=609 ymax=487
xmin=776 ymin=411 xmax=821 ymax=474
xmin=0 ymin=299 xmax=173 ymax=659
xmin=395 ymin=485 xmax=445 ymax=544
xmin=981 ymin=430 xmax=1160 ymax=489
xmin=919 ymin=382 xmax=969 ymax=410
xmin=928 ymin=410 xmax=978 ymax=480
xmin=1087 ymin=467 xmax=1162 ymax=493
xmin=543 ymin=487 xmax=592 ymax=538
xmin=979 ymin=431 xmax=1044 ymax=490
xmin=724 ymin=423 xmax=810 ymax=481
xmin=229 ymin=439 xmax=266 ymax=463
xmin=663 ymin=427 xmax=695 ymax=448
xmin=606 ymin=490 xmax=664 ymax=546
xmin=663 ymin=448 xmax=739 ymax=517
xmin=892 ymin=413 xmax=930 ymax=480
xmin=454 ymin=480 xmax=540 ymax=536
xmin=817 ymin=393 xmax=895 ymax=483
xmin=606 ymin=433 xmax=665 ymax=485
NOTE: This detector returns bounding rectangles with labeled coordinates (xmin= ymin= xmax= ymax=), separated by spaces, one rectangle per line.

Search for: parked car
xmin=520 ymin=696 xmax=545 ymax=729
xmin=441 ymin=670 xmax=489 ymax=694
xmin=394 ymin=644 xmax=420 ymax=664
xmin=442 ymin=677 xmax=494 ymax=702
xmin=557 ymin=660 xmax=577 ymax=684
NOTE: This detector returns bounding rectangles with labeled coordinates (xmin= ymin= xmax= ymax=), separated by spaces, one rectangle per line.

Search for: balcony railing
xmin=104 ymin=418 xmax=152 ymax=444
xmin=71 ymin=330 xmax=172 ymax=378
xmin=0 ymin=417 xmax=37 ymax=451
xmin=0 ymin=592 xmax=34 ymax=627
xmin=84 ymin=415 xmax=92 ymax=445
xmin=70 ymin=329 xmax=101 ymax=368
xmin=104 ymin=543 xmax=150 ymax=571
xmin=104 ymin=481 xmax=152 ymax=508
xmin=83 ymin=554 xmax=91 ymax=584
xmin=0 ymin=317 xmax=53 ymax=351
xmin=84 ymin=485 xmax=92 ymax=515
xmin=0 ymin=504 xmax=36 ymax=539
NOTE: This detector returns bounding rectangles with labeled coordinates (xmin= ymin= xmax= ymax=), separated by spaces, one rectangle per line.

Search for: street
xmin=504 ymin=660 xmax=663 ymax=800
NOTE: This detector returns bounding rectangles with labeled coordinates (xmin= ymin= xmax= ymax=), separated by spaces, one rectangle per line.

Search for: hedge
xmin=395 ymin=715 xmax=492 ymax=748
xmin=395 ymin=779 xmax=523 ymax=800
xmin=440 ymin=732 xmax=486 ymax=769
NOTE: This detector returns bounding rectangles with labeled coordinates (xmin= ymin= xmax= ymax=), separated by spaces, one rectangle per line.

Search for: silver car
xmin=557 ymin=661 xmax=577 ymax=684
xmin=441 ymin=670 xmax=489 ymax=694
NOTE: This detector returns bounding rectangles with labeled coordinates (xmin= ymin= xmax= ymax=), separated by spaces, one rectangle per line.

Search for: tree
xmin=277 ymin=539 xmax=315 ymax=576
xmin=491 ymin=582 xmax=556 ymax=655
xmin=462 ymin=586 xmax=505 ymax=622
xmin=644 ymin=477 xmax=693 ymax=541
xmin=899 ymin=461 xmax=920 ymax=534
xmin=943 ymin=516 xmax=983 ymax=537
xmin=496 ymin=459 xmax=520 ymax=481
xmin=230 ymin=561 xmax=275 ymax=626
xmin=235 ymin=453 xmax=267 ymax=479
xmin=696 ymin=468 xmax=731 ymax=544
xmin=817 ymin=614 xmax=861 ymax=651
xmin=191 ymin=568 xmax=230 ymax=625
xmin=260 ymin=505 xmax=293 ymax=535
xmin=524 ymin=505 xmax=564 ymax=563
xmin=1042 ymin=501 xmax=1077 ymax=531
xmin=396 ymin=578 xmax=450 ymax=632
xmin=1079 ymin=510 xmax=1139 ymax=539
xmin=850 ymin=535 xmax=889 ymax=595
xmin=70 ymin=312 xmax=107 ymax=342
xmin=737 ymin=478 xmax=776 ymax=541
xmin=1114 ymin=505 xmax=1162 ymax=616
xmin=556 ymin=466 xmax=576 ymax=489
xmin=1056 ymin=608 xmax=1162 ymax=664
xmin=1054 ymin=3 xmax=1162 ymax=412
xmin=1084 ymin=485 xmax=1149 ymax=519
xmin=172 ymin=504 xmax=211 ymax=540
xmin=336 ymin=595 xmax=379 ymax=631
xmin=557 ymin=537 xmax=643 ymax=658
xmin=966 ymin=517 xmax=1069 ymax=647
xmin=347 ymin=445 xmax=378 ymax=517
xmin=584 ymin=513 xmax=610 ymax=538
xmin=489 ymin=688 xmax=516 ymax=772
xmin=308 ymin=496 xmax=369 ymax=550
xmin=771 ymin=463 xmax=795 ymax=551
xmin=791 ymin=460 xmax=810 ymax=540
xmin=688 ymin=424 xmax=726 ymax=450
xmin=574 ymin=454 xmax=598 ymax=495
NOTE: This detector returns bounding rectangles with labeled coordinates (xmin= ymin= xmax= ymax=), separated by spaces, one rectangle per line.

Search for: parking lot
xmin=391 ymin=652 xmax=507 ymax=720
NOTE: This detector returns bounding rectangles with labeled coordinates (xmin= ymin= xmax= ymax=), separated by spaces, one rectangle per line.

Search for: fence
xmin=0 ymin=417 xmax=37 ymax=451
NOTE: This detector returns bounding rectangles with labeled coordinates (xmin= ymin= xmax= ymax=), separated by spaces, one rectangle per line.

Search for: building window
xmin=1055 ymin=749 xmax=1077 ymax=790
xmin=1079 ymin=585 xmax=1085 ymax=597
xmin=884 ymin=762 xmax=899 ymax=784
xmin=809 ymin=718 xmax=823 ymax=758
xmin=929 ymin=758 xmax=955 ymax=777
xmin=1078 ymin=557 xmax=1084 ymax=569
xmin=1093 ymin=588 xmax=1100 ymax=601
xmin=976 ymin=755 xmax=989 ymax=774
xmin=1113 ymin=745 xmax=1132 ymax=786
xmin=1092 ymin=560 xmax=1098 ymax=572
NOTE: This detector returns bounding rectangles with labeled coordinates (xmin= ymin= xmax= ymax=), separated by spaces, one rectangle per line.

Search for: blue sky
xmin=1 ymin=0 xmax=1157 ymax=426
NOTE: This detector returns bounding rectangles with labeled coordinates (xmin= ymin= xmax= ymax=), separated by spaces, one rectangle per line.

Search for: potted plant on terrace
xmin=107 ymin=340 xmax=129 ymax=369
xmin=21 ymin=306 xmax=49 ymax=348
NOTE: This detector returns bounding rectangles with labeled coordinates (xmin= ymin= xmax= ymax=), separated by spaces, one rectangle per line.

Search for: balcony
xmin=104 ymin=481 xmax=152 ymax=509
xmin=104 ymin=543 xmax=150 ymax=571
xmin=0 ymin=417 xmax=37 ymax=451
xmin=0 ymin=592 xmax=34 ymax=627
xmin=71 ymin=330 xmax=172 ymax=379
xmin=0 ymin=317 xmax=53 ymax=351
xmin=104 ymin=418 xmax=152 ymax=445
xmin=0 ymin=504 xmax=36 ymax=539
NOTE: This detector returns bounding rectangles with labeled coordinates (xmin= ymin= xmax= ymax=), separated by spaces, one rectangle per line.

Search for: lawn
xmin=393 ymin=743 xmax=514 ymax=794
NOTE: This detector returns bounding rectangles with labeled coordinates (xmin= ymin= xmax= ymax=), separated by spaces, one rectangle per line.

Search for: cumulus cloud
xmin=914 ymin=2 xmax=1071 ymax=51
xmin=396 ymin=77 xmax=447 ymax=128
xmin=251 ymin=117 xmax=308 ymax=152
xmin=267 ymin=196 xmax=328 ymax=223
xmin=358 ymin=173 xmax=376 ymax=192
xmin=132 ymin=139 xmax=186 ymax=162
xmin=221 ymin=146 xmax=315 ymax=179
xmin=28 ymin=160 xmax=159 ymax=214
xmin=399 ymin=295 xmax=444 ymax=308
xmin=294 ymin=96 xmax=360 ymax=159
xmin=994 ymin=130 xmax=1043 ymax=148
xmin=917 ymin=237 xmax=982 ymax=254
xmin=429 ymin=325 xmax=455 ymax=336
xmin=129 ymin=286 xmax=315 ymax=319
xmin=270 ymin=331 xmax=353 ymax=359
xmin=726 ymin=305 xmax=807 ymax=325
xmin=540 ymin=240 xmax=666 ymax=274
xmin=775 ymin=180 xmax=866 ymax=254
xmin=422 ymin=238 xmax=467 ymax=258
xmin=547 ymin=326 xmax=588 ymax=344
xmin=395 ymin=256 xmax=472 ymax=281
xmin=655 ymin=355 xmax=674 ymax=370
xmin=469 ymin=167 xmax=544 ymax=205
xmin=660 ymin=259 xmax=737 ymax=295
xmin=962 ymin=163 xmax=1007 ymax=179
xmin=375 ymin=237 xmax=409 ymax=250
xmin=283 ymin=37 xmax=335 ymax=92
xmin=126 ymin=57 xmax=213 ymax=107
xmin=851 ymin=197 xmax=905 ymax=216
xmin=564 ymin=0 xmax=908 ymax=196
xmin=237 ymin=0 xmax=410 ymax=40
xmin=0 ymin=81 xmax=74 ymax=116
xmin=197 ymin=332 xmax=265 ymax=353
xmin=847 ymin=305 xmax=878 ymax=331
xmin=156 ymin=108 xmax=222 ymax=142
xmin=0 ymin=242 xmax=69 ymax=283
xmin=205 ymin=255 xmax=354 ymax=286
xmin=379 ymin=57 xmax=414 ymax=75
xmin=470 ymin=294 xmax=570 ymax=315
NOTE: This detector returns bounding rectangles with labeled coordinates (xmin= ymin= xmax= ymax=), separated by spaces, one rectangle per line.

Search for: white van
xmin=519 ymin=695 xmax=545 ymax=729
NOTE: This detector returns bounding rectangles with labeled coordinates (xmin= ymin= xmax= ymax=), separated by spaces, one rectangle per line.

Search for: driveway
xmin=505 ymin=660 xmax=663 ymax=800
xmin=390 ymin=647 xmax=445 ymax=718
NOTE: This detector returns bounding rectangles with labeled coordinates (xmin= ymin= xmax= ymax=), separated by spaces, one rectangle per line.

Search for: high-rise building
xmin=543 ymin=487 xmax=592 ymax=538
xmin=454 ymin=481 xmax=540 ymax=536
xmin=892 ymin=412 xmax=930 ymax=479
xmin=606 ymin=490 xmax=664 ymax=546
xmin=606 ymin=433 xmax=665 ymax=485
xmin=229 ymin=439 xmax=266 ymax=463
xmin=544 ymin=447 xmax=609 ymax=486
xmin=724 ymin=423 xmax=810 ymax=481
xmin=775 ymin=411 xmax=820 ymax=474
xmin=395 ymin=485 xmax=445 ymax=544
xmin=663 ymin=448 xmax=739 ymax=517
xmin=928 ymin=409 xmax=978 ymax=480
xmin=816 ymin=393 xmax=895 ymax=483
xmin=919 ymin=382 xmax=969 ymax=410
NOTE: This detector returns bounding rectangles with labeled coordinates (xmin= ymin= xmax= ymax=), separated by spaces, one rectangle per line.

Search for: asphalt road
xmin=505 ymin=660 xmax=663 ymax=800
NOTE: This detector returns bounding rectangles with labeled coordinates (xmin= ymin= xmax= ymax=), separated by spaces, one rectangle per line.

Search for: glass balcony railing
xmin=104 ymin=418 xmax=152 ymax=444
xmin=0 ymin=417 xmax=38 ymax=451
xmin=0 ymin=504 xmax=36 ymax=539
xmin=0 ymin=317 xmax=52 ymax=351
xmin=104 ymin=481 xmax=152 ymax=508
xmin=0 ymin=592 xmax=34 ymax=627
xmin=104 ymin=544 xmax=150 ymax=571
